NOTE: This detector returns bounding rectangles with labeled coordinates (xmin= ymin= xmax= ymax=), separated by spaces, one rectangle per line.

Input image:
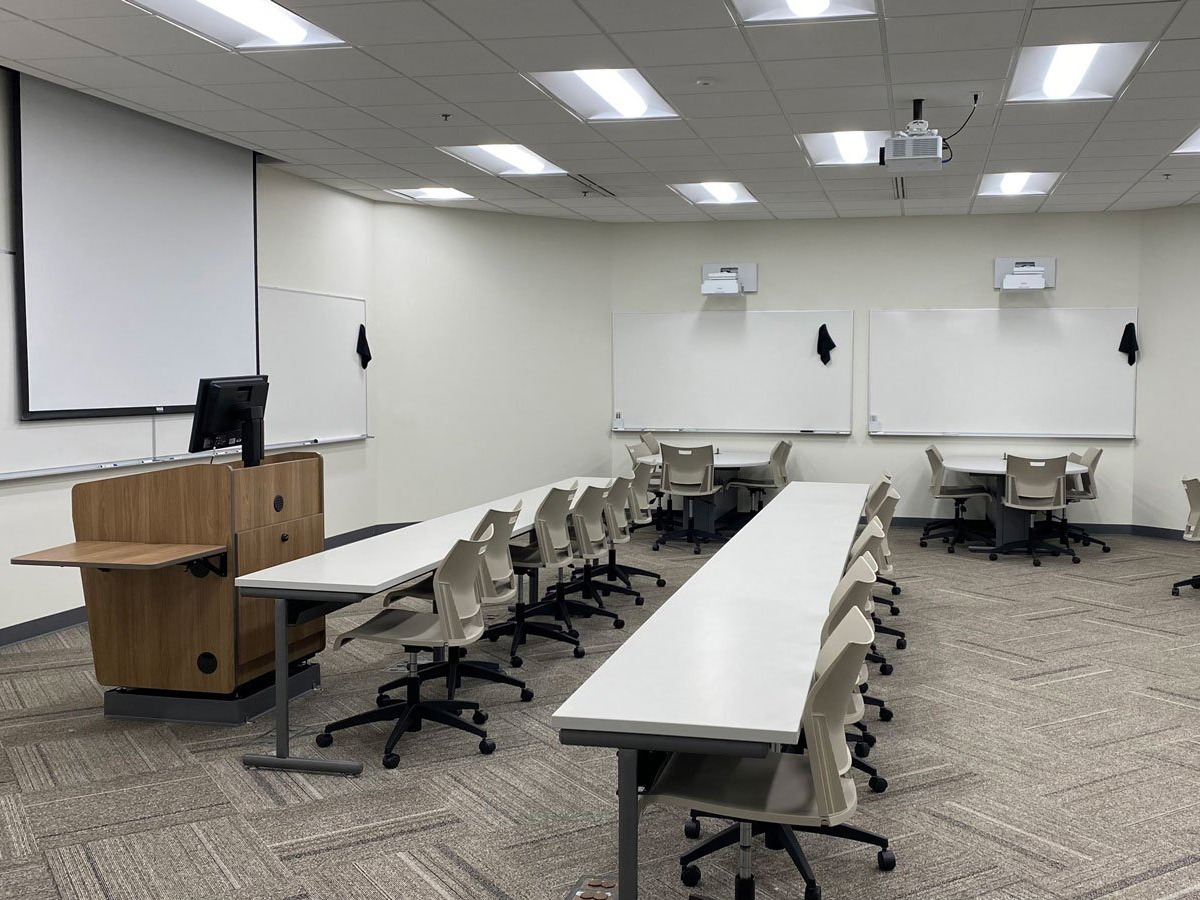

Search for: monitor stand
xmin=241 ymin=405 xmax=265 ymax=468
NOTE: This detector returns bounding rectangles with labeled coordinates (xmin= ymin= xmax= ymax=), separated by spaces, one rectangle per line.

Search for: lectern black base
xmin=103 ymin=662 xmax=321 ymax=725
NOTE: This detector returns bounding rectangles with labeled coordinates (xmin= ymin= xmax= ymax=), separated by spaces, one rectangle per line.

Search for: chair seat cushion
xmin=937 ymin=486 xmax=990 ymax=498
xmin=645 ymin=751 xmax=855 ymax=827
xmin=726 ymin=479 xmax=773 ymax=490
xmin=333 ymin=608 xmax=444 ymax=649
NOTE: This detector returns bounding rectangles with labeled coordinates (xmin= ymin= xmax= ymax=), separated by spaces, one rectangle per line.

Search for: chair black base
xmin=921 ymin=497 xmax=992 ymax=553
xmin=486 ymin=566 xmax=583 ymax=665
xmin=539 ymin=562 xmax=627 ymax=628
xmin=1172 ymin=575 xmax=1200 ymax=597
xmin=654 ymin=497 xmax=725 ymax=555
xmin=595 ymin=545 xmax=666 ymax=591
xmin=1038 ymin=511 xmax=1112 ymax=554
xmin=316 ymin=658 xmax=493 ymax=767
xmin=972 ymin=535 xmax=1080 ymax=566
xmin=379 ymin=646 xmax=531 ymax=702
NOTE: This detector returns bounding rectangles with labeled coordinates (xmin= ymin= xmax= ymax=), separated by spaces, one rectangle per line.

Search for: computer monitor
xmin=187 ymin=375 xmax=269 ymax=467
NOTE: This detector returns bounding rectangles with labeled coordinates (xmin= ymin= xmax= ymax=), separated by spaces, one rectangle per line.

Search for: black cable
xmin=943 ymin=92 xmax=980 ymax=142
xmin=942 ymin=142 xmax=955 ymax=164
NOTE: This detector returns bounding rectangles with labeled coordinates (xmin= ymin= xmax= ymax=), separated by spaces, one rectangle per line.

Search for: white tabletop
xmin=941 ymin=454 xmax=1087 ymax=477
xmin=551 ymin=480 xmax=869 ymax=745
xmin=638 ymin=450 xmax=771 ymax=469
xmin=236 ymin=477 xmax=612 ymax=596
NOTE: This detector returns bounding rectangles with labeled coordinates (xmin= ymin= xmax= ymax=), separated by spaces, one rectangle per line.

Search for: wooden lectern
xmin=13 ymin=452 xmax=327 ymax=723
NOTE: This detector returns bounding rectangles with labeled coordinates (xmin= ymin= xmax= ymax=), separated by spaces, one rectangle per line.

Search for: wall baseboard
xmin=893 ymin=517 xmax=1183 ymax=541
xmin=0 ymin=605 xmax=87 ymax=649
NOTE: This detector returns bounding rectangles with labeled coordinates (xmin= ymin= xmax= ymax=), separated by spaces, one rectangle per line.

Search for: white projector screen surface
xmin=612 ymin=310 xmax=854 ymax=433
xmin=868 ymin=307 xmax=1138 ymax=438
xmin=18 ymin=76 xmax=257 ymax=418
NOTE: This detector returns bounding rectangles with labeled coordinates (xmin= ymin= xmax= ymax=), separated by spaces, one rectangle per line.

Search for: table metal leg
xmin=242 ymin=597 xmax=364 ymax=776
xmin=618 ymin=748 xmax=640 ymax=899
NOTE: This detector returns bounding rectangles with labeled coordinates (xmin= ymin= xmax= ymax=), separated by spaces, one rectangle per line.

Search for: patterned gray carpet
xmin=2 ymin=525 xmax=1199 ymax=900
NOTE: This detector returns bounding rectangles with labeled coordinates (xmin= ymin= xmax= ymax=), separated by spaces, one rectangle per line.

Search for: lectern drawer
xmin=237 ymin=515 xmax=324 ymax=576
xmin=233 ymin=458 xmax=322 ymax=530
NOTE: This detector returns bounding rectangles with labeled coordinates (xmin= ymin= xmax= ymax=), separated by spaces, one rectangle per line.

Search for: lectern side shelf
xmin=12 ymin=541 xmax=228 ymax=571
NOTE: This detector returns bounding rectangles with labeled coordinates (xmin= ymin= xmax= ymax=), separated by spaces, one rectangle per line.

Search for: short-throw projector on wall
xmin=700 ymin=262 xmax=758 ymax=296
xmin=701 ymin=270 xmax=742 ymax=295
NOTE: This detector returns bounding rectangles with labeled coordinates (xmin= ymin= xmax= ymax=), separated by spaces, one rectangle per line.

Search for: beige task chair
xmin=595 ymin=475 xmax=665 ymax=596
xmin=626 ymin=441 xmax=665 ymax=524
xmin=646 ymin=606 xmax=894 ymax=899
xmin=487 ymin=485 xmax=584 ymax=666
xmin=981 ymin=455 xmax=1080 ymax=566
xmin=724 ymin=439 xmax=793 ymax=515
xmin=1055 ymin=447 xmax=1112 ymax=553
xmin=378 ymin=505 xmax=531 ymax=702
xmin=654 ymin=443 xmax=724 ymax=555
xmin=315 ymin=530 xmax=499 ymax=768
xmin=640 ymin=431 xmax=661 ymax=454
xmin=552 ymin=484 xmax=627 ymax=628
xmin=1171 ymin=477 xmax=1200 ymax=597
xmin=920 ymin=444 xmax=991 ymax=552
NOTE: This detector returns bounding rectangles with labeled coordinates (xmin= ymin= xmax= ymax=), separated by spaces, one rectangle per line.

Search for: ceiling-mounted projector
xmin=880 ymin=99 xmax=944 ymax=174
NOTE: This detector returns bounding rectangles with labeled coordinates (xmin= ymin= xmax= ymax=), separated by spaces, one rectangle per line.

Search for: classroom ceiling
xmin=2 ymin=0 xmax=1200 ymax=221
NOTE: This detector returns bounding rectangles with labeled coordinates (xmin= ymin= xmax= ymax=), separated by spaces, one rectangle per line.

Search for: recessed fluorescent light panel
xmin=671 ymin=182 xmax=758 ymax=205
xmin=978 ymin=172 xmax=1060 ymax=196
xmin=800 ymin=130 xmax=892 ymax=166
xmin=128 ymin=0 xmax=343 ymax=49
xmin=1007 ymin=42 xmax=1147 ymax=102
xmin=732 ymin=0 xmax=877 ymax=23
xmin=1173 ymin=125 xmax=1200 ymax=154
xmin=387 ymin=187 xmax=474 ymax=201
xmin=438 ymin=144 xmax=566 ymax=177
xmin=529 ymin=69 xmax=677 ymax=121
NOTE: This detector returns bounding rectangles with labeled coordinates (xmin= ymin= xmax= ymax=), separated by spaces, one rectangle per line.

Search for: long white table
xmin=237 ymin=476 xmax=611 ymax=776
xmin=552 ymin=480 xmax=870 ymax=899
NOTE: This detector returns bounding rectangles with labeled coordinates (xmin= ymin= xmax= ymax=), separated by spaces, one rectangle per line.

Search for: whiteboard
xmin=612 ymin=310 xmax=853 ymax=434
xmin=18 ymin=75 xmax=256 ymax=416
xmin=868 ymin=307 xmax=1138 ymax=438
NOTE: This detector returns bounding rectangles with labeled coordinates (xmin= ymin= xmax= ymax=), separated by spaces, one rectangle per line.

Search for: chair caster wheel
xmin=681 ymin=864 xmax=701 ymax=888
xmin=880 ymin=663 xmax=893 ymax=676
xmin=869 ymin=776 xmax=888 ymax=793
xmin=879 ymin=707 xmax=894 ymax=722
xmin=656 ymin=578 xmax=666 ymax=587
xmin=890 ymin=605 xmax=900 ymax=615
xmin=919 ymin=540 xmax=927 ymax=548
xmin=573 ymin=646 xmax=586 ymax=659
xmin=1082 ymin=538 xmax=1091 ymax=546
xmin=376 ymin=695 xmax=391 ymax=707
xmin=989 ymin=553 xmax=998 ymax=561
xmin=1051 ymin=551 xmax=1060 ymax=557
xmin=878 ymin=849 xmax=896 ymax=871
xmin=652 ymin=544 xmax=660 ymax=551
xmin=635 ymin=596 xmax=645 ymax=606
xmin=684 ymin=817 xmax=702 ymax=840
xmin=520 ymin=688 xmax=534 ymax=702
xmin=472 ymin=710 xmax=489 ymax=726
xmin=1033 ymin=558 xmax=1042 ymax=567
xmin=1102 ymin=546 xmax=1111 ymax=553
xmin=478 ymin=739 xmax=495 ymax=755
xmin=315 ymin=732 xmax=333 ymax=748
xmin=509 ymin=655 xmax=522 ymax=668
xmin=383 ymin=753 xmax=400 ymax=769
xmin=862 ymin=732 xmax=877 ymax=746
xmin=1072 ymin=556 xmax=1081 ymax=564
xmin=613 ymin=619 xmax=625 ymax=629
xmin=487 ymin=633 xmax=499 ymax=642
xmin=805 ymin=884 xmax=822 ymax=900
xmin=897 ymin=638 xmax=907 ymax=650
xmin=1172 ymin=588 xmax=1181 ymax=596
xmin=891 ymin=585 xmax=901 ymax=596
xmin=693 ymin=546 xmax=701 ymax=555
xmin=568 ymin=629 xmax=580 ymax=639
xmin=854 ymin=741 xmax=870 ymax=758
xmin=947 ymin=545 xmax=955 ymax=554
xmin=859 ymin=683 xmax=868 ymax=694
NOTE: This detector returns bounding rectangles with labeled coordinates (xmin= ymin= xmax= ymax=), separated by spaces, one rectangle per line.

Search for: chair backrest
xmin=803 ymin=605 xmax=873 ymax=822
xmin=661 ymin=444 xmax=716 ymax=496
xmin=768 ymin=439 xmax=792 ymax=488
xmin=823 ymin=552 xmax=878 ymax=643
xmin=630 ymin=462 xmax=656 ymax=524
xmin=1070 ymin=446 xmax=1102 ymax=498
xmin=569 ymin=484 xmax=610 ymax=558
xmin=470 ymin=502 xmax=521 ymax=590
xmin=871 ymin=486 xmax=900 ymax=535
xmin=626 ymin=441 xmax=651 ymax=466
xmin=432 ymin=527 xmax=492 ymax=642
xmin=601 ymin=476 xmax=635 ymax=545
xmin=925 ymin=444 xmax=947 ymax=497
xmin=864 ymin=471 xmax=893 ymax=516
xmin=532 ymin=484 xmax=577 ymax=568
xmin=640 ymin=431 xmax=661 ymax=453
xmin=1004 ymin=456 xmax=1067 ymax=510
xmin=1184 ymin=478 xmax=1200 ymax=541
xmin=846 ymin=517 xmax=886 ymax=573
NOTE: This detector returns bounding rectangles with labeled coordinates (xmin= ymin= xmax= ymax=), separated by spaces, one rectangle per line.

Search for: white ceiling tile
xmin=1141 ymin=38 xmax=1200 ymax=71
xmin=706 ymin=134 xmax=800 ymax=155
xmin=1059 ymin=169 xmax=1147 ymax=182
xmin=1091 ymin=119 xmax=1198 ymax=142
xmin=251 ymin=48 xmax=398 ymax=81
xmin=1107 ymin=96 xmax=1200 ymax=120
xmin=228 ymin=129 xmax=342 ymax=149
xmin=404 ymin=123 xmax=512 ymax=143
xmin=1079 ymin=137 xmax=1181 ymax=156
xmin=985 ymin=141 xmax=1083 ymax=159
xmin=888 ymin=49 xmax=1013 ymax=84
xmin=429 ymin=0 xmax=599 ymax=38
xmin=884 ymin=0 xmax=1025 ymax=15
xmin=1109 ymin=196 xmax=1186 ymax=209
xmin=575 ymin=0 xmax=735 ymax=31
xmin=308 ymin=77 xmax=442 ymax=106
xmin=529 ymin=141 xmax=627 ymax=160
xmin=643 ymin=63 xmax=769 ymax=95
xmin=213 ymin=82 xmax=337 ymax=109
xmin=776 ymin=85 xmax=889 ymax=114
xmin=173 ymin=108 xmax=295 ymax=131
xmin=1071 ymin=154 xmax=1166 ymax=170
xmin=269 ymin=106 xmax=389 ymax=130
xmin=0 ymin=21 xmax=112 ymax=58
xmin=613 ymin=28 xmax=753 ymax=66
xmin=1023 ymin=2 xmax=1180 ymax=43
xmin=971 ymin=197 xmax=1045 ymax=213
xmin=567 ymin=158 xmax=648 ymax=173
xmin=1041 ymin=182 xmax=1128 ymax=196
xmin=891 ymin=82 xmax=1003 ymax=109
xmin=763 ymin=56 xmax=886 ymax=91
xmin=365 ymin=103 xmax=479 ymax=127
xmin=321 ymin=162 xmax=422 ymax=178
xmin=484 ymin=34 xmax=630 ymax=70
xmin=691 ymin=115 xmax=793 ymax=137
xmin=787 ymin=110 xmax=893 ymax=132
xmin=25 ymin=56 xmax=181 ymax=88
xmin=745 ymin=21 xmax=882 ymax=60
xmin=886 ymin=11 xmax=1024 ymax=52
xmin=299 ymin=2 xmax=468 ymax=44
xmin=51 ymin=14 xmax=225 ymax=55
xmin=130 ymin=52 xmax=290 ymax=84
xmin=672 ymin=90 xmax=782 ymax=117
xmin=0 ymin=0 xmax=144 ymax=17
xmin=104 ymin=83 xmax=243 ymax=111
xmin=642 ymin=155 xmax=725 ymax=171
xmin=365 ymin=41 xmax=510 ymax=76
xmin=1165 ymin=0 xmax=1200 ymax=37
xmin=415 ymin=72 xmax=545 ymax=102
xmin=279 ymin=146 xmax=382 ymax=165
xmin=610 ymin=138 xmax=712 ymax=157
xmin=1039 ymin=199 xmax=1115 ymax=212
xmin=720 ymin=151 xmax=809 ymax=169
xmin=311 ymin=177 xmax=375 ymax=190
xmin=999 ymin=102 xmax=1112 ymax=125
xmin=992 ymin=123 xmax=1099 ymax=144
xmin=459 ymin=99 xmax=579 ymax=125
xmin=496 ymin=122 xmax=603 ymax=143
